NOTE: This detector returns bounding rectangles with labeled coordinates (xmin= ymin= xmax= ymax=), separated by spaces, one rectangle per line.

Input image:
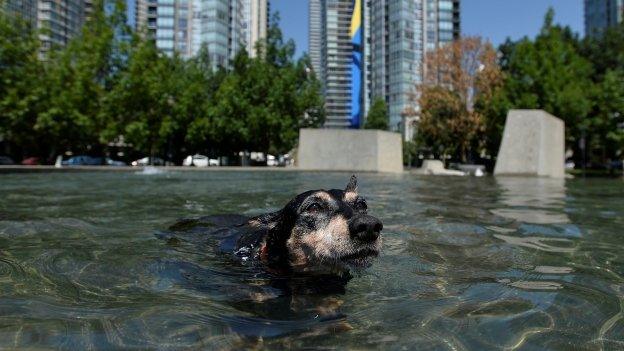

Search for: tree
xmin=411 ymin=36 xmax=502 ymax=162
xmin=37 ymin=0 xmax=131 ymax=158
xmin=364 ymin=98 xmax=389 ymax=130
xmin=102 ymin=38 xmax=180 ymax=160
xmin=204 ymin=14 xmax=324 ymax=157
xmin=588 ymin=69 xmax=624 ymax=161
xmin=581 ymin=22 xmax=624 ymax=79
xmin=0 ymin=11 xmax=45 ymax=159
xmin=490 ymin=9 xmax=592 ymax=158
xmin=580 ymin=23 xmax=624 ymax=163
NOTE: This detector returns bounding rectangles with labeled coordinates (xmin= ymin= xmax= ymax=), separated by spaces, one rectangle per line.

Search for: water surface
xmin=0 ymin=171 xmax=623 ymax=349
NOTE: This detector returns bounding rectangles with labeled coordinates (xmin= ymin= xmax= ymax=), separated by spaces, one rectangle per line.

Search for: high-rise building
xmin=1 ymin=0 xmax=38 ymax=27
xmin=189 ymin=0 xmax=245 ymax=65
xmin=136 ymin=0 xmax=157 ymax=37
xmin=36 ymin=0 xmax=85 ymax=53
xmin=370 ymin=0 xmax=425 ymax=131
xmin=243 ymin=0 xmax=269 ymax=57
xmin=141 ymin=0 xmax=264 ymax=67
xmin=309 ymin=0 xmax=323 ymax=80
xmin=585 ymin=0 xmax=623 ymax=37
xmin=316 ymin=0 xmax=357 ymax=128
xmin=152 ymin=0 xmax=192 ymax=56
xmin=310 ymin=0 xmax=460 ymax=132
xmin=425 ymin=0 xmax=460 ymax=50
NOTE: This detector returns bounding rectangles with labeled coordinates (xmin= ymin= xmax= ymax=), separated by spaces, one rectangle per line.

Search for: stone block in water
xmin=297 ymin=128 xmax=403 ymax=173
xmin=494 ymin=110 xmax=565 ymax=178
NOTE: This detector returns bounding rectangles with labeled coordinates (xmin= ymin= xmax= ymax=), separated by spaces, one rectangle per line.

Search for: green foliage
xmin=403 ymin=140 xmax=418 ymax=167
xmin=581 ymin=22 xmax=624 ymax=79
xmin=199 ymin=18 xmax=325 ymax=156
xmin=580 ymin=22 xmax=624 ymax=162
xmin=482 ymin=8 xmax=595 ymax=160
xmin=480 ymin=8 xmax=624 ymax=167
xmin=38 ymin=0 xmax=131 ymax=155
xmin=0 ymin=6 xmax=324 ymax=163
xmin=587 ymin=69 xmax=624 ymax=159
xmin=0 ymin=12 xmax=43 ymax=157
xmin=364 ymin=97 xmax=389 ymax=130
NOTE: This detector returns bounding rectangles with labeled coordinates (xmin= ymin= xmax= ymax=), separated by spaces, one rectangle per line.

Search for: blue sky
xmin=271 ymin=0 xmax=584 ymax=58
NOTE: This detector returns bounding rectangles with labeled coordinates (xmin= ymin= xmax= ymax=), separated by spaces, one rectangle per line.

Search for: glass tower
xmin=309 ymin=0 xmax=323 ymax=80
xmin=1 ymin=0 xmax=38 ymax=27
xmin=242 ymin=0 xmax=269 ymax=57
xmin=36 ymin=0 xmax=85 ymax=54
xmin=321 ymin=0 xmax=355 ymax=128
xmin=425 ymin=0 xmax=460 ymax=51
xmin=148 ymin=0 xmax=254 ymax=67
xmin=310 ymin=0 xmax=459 ymax=131
xmin=370 ymin=0 xmax=425 ymax=131
xmin=585 ymin=0 xmax=624 ymax=37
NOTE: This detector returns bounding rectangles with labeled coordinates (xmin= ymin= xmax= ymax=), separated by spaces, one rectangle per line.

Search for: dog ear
xmin=345 ymin=174 xmax=358 ymax=193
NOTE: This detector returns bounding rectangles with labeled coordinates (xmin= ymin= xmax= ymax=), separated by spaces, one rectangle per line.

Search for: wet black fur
xmin=234 ymin=177 xmax=371 ymax=271
xmin=166 ymin=175 xmax=378 ymax=276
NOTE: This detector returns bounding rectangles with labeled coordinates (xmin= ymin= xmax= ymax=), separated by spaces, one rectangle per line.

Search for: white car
xmin=132 ymin=157 xmax=164 ymax=166
xmin=183 ymin=155 xmax=219 ymax=167
xmin=267 ymin=154 xmax=278 ymax=167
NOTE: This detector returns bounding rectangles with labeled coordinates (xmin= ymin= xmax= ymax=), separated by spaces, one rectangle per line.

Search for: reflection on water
xmin=492 ymin=177 xmax=569 ymax=224
xmin=493 ymin=234 xmax=575 ymax=253
xmin=0 ymin=172 xmax=623 ymax=349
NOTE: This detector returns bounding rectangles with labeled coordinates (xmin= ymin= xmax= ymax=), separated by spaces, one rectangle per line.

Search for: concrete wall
xmin=297 ymin=129 xmax=403 ymax=173
xmin=494 ymin=110 xmax=565 ymax=178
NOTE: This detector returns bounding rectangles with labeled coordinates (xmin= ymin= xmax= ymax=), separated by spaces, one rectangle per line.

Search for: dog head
xmin=249 ymin=175 xmax=383 ymax=275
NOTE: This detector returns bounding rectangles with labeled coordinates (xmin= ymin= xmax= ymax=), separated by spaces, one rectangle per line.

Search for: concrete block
xmin=494 ymin=110 xmax=565 ymax=178
xmin=297 ymin=129 xmax=403 ymax=173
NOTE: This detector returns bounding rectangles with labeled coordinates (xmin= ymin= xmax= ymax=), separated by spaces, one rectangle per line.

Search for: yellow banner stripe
xmin=350 ymin=0 xmax=361 ymax=38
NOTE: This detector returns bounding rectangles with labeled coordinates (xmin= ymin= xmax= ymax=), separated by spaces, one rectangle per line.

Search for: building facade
xmin=153 ymin=0 xmax=192 ymax=56
xmin=322 ymin=0 xmax=356 ymax=128
xmin=425 ymin=0 xmax=460 ymax=50
xmin=585 ymin=0 xmax=623 ymax=37
xmin=243 ymin=0 xmax=269 ymax=57
xmin=140 ymin=0 xmax=265 ymax=67
xmin=311 ymin=0 xmax=460 ymax=131
xmin=1 ymin=0 xmax=38 ymax=27
xmin=37 ymin=0 xmax=85 ymax=53
xmin=309 ymin=0 xmax=323 ymax=81
xmin=369 ymin=0 xmax=425 ymax=131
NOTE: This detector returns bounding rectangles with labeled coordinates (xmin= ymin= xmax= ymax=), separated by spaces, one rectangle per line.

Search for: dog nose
xmin=349 ymin=215 xmax=383 ymax=243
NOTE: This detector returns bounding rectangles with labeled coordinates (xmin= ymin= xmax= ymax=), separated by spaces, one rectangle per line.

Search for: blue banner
xmin=350 ymin=0 xmax=362 ymax=128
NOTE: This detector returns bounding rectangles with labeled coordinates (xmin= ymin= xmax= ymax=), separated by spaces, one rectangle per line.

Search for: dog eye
xmin=305 ymin=203 xmax=323 ymax=213
xmin=355 ymin=199 xmax=368 ymax=211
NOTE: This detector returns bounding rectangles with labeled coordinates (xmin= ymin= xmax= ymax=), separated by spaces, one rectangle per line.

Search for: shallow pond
xmin=0 ymin=170 xmax=623 ymax=350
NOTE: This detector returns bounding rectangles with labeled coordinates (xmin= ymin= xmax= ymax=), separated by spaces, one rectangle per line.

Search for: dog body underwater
xmin=232 ymin=175 xmax=383 ymax=276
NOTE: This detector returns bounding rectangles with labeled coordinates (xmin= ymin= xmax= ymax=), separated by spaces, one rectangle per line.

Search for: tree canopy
xmin=364 ymin=97 xmax=389 ymax=130
xmin=0 ymin=4 xmax=324 ymax=164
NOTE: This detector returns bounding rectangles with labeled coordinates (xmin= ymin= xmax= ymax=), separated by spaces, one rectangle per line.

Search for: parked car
xmin=62 ymin=156 xmax=103 ymax=166
xmin=21 ymin=157 xmax=40 ymax=165
xmin=609 ymin=159 xmax=623 ymax=171
xmin=131 ymin=157 xmax=165 ymax=166
xmin=565 ymin=158 xmax=575 ymax=170
xmin=267 ymin=154 xmax=279 ymax=167
xmin=0 ymin=156 xmax=14 ymax=165
xmin=106 ymin=158 xmax=127 ymax=166
xmin=183 ymin=154 xmax=219 ymax=167
xmin=184 ymin=154 xmax=208 ymax=167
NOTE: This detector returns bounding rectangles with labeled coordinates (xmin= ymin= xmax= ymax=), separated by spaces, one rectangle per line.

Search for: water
xmin=0 ymin=171 xmax=623 ymax=350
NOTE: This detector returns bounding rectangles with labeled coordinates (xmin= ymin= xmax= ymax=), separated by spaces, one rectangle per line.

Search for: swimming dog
xmin=160 ymin=175 xmax=382 ymax=334
xmin=232 ymin=175 xmax=383 ymax=276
